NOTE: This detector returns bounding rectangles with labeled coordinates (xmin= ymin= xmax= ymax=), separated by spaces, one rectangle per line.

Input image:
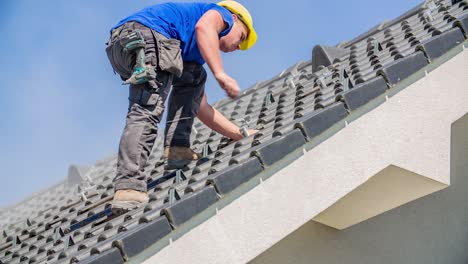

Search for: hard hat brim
xmin=239 ymin=24 xmax=257 ymax=50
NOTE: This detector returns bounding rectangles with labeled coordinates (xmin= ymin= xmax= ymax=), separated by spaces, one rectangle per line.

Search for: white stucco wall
xmin=137 ymin=46 xmax=468 ymax=264
xmin=252 ymin=112 xmax=468 ymax=264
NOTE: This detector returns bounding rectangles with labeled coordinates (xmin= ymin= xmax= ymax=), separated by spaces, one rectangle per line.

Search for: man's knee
xmin=128 ymin=85 xmax=165 ymax=120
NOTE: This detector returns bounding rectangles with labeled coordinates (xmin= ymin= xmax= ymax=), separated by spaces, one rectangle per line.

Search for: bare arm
xmin=195 ymin=10 xmax=240 ymax=98
xmin=197 ymin=94 xmax=256 ymax=140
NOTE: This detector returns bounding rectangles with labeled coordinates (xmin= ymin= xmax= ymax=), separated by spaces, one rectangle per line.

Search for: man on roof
xmin=105 ymin=1 xmax=258 ymax=213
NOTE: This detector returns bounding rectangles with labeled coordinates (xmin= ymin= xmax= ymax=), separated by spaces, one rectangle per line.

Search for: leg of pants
xmin=106 ymin=22 xmax=173 ymax=192
xmin=113 ymin=81 xmax=171 ymax=192
xmin=164 ymin=62 xmax=207 ymax=147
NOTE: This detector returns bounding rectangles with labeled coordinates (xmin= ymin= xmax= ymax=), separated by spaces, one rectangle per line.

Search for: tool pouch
xmin=106 ymin=22 xmax=182 ymax=85
xmin=120 ymin=31 xmax=146 ymax=52
xmin=151 ymin=30 xmax=183 ymax=78
xmin=156 ymin=38 xmax=183 ymax=78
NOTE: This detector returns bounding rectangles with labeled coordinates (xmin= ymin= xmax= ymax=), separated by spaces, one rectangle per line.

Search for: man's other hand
xmin=215 ymin=72 xmax=241 ymax=98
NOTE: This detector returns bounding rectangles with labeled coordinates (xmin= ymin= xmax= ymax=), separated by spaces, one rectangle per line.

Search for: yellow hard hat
xmin=217 ymin=0 xmax=257 ymax=50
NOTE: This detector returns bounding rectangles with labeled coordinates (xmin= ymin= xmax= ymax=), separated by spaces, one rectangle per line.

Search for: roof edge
xmin=339 ymin=1 xmax=426 ymax=48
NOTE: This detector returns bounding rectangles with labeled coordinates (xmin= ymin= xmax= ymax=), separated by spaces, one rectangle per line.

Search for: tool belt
xmin=106 ymin=22 xmax=183 ymax=85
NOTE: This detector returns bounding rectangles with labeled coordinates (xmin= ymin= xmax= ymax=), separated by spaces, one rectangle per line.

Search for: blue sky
xmin=0 ymin=0 xmax=421 ymax=207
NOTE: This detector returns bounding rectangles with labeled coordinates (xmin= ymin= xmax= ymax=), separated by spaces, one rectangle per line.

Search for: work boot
xmin=111 ymin=189 xmax=149 ymax=215
xmin=164 ymin=146 xmax=202 ymax=170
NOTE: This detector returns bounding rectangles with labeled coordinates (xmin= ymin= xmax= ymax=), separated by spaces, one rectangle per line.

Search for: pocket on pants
xmin=129 ymin=85 xmax=160 ymax=106
xmin=157 ymin=38 xmax=183 ymax=77
xmin=106 ymin=39 xmax=134 ymax=80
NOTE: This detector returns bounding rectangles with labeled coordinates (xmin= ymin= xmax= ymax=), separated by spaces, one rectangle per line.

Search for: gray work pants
xmin=106 ymin=22 xmax=206 ymax=192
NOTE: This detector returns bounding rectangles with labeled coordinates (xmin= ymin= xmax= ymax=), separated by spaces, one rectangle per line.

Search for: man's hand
xmin=215 ymin=72 xmax=241 ymax=98
xmin=231 ymin=129 xmax=258 ymax=141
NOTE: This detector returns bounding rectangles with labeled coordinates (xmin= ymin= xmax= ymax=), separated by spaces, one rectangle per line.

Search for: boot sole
xmin=111 ymin=200 xmax=147 ymax=215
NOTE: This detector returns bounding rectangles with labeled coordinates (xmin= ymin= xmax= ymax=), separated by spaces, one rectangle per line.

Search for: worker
xmin=105 ymin=1 xmax=258 ymax=212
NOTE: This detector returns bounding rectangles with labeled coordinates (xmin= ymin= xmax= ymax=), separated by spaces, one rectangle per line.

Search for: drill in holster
xmin=121 ymin=31 xmax=157 ymax=85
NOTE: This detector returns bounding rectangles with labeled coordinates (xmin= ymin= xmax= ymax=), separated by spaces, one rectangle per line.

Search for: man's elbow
xmin=199 ymin=100 xmax=211 ymax=114
xmin=197 ymin=98 xmax=209 ymax=115
xmin=201 ymin=104 xmax=217 ymax=122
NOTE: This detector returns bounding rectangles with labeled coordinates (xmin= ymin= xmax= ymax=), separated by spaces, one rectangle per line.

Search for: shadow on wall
xmin=251 ymin=113 xmax=468 ymax=264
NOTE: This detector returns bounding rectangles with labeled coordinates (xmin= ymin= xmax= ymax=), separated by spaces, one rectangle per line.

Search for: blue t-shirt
xmin=112 ymin=2 xmax=234 ymax=64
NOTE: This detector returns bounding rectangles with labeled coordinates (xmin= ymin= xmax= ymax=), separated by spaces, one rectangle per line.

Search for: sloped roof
xmin=1 ymin=0 xmax=467 ymax=263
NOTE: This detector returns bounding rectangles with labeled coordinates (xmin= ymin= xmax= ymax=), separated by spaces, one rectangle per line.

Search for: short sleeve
xmin=208 ymin=4 xmax=234 ymax=37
